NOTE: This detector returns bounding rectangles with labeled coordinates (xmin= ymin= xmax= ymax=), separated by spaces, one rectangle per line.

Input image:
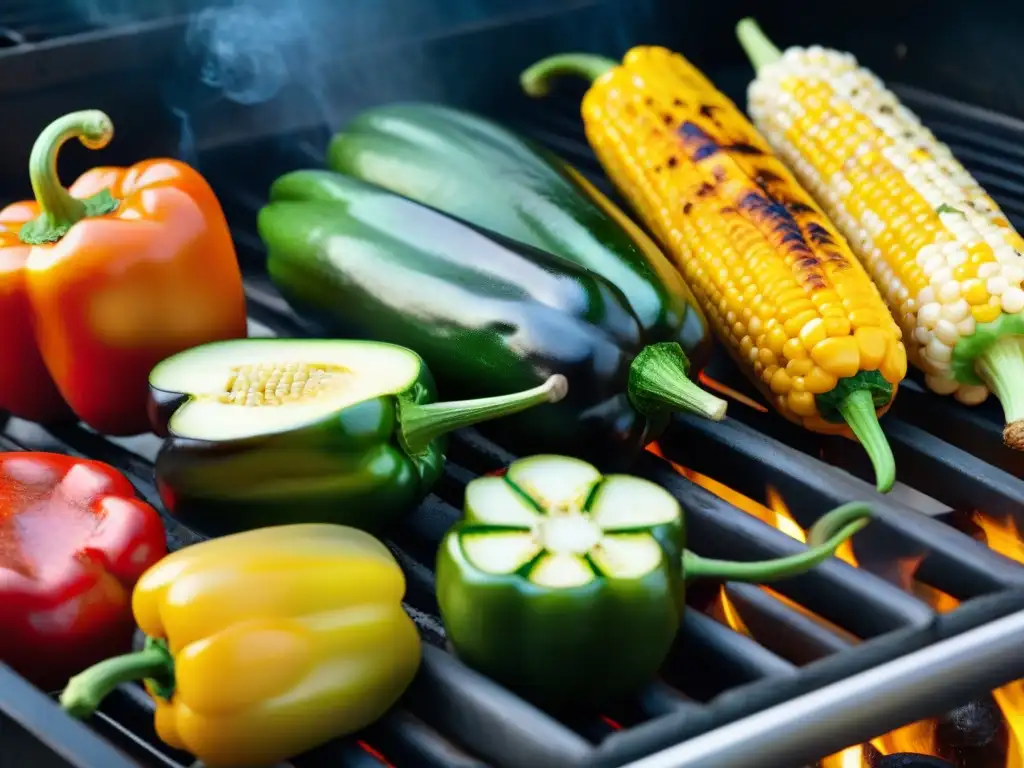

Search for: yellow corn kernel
xmin=855 ymin=327 xmax=889 ymax=370
xmin=544 ymin=42 xmax=903 ymax=446
xmin=742 ymin=22 xmax=1024 ymax=409
xmin=803 ymin=366 xmax=839 ymax=394
xmin=811 ymin=336 xmax=862 ymax=378
xmin=972 ymin=302 xmax=1002 ymax=324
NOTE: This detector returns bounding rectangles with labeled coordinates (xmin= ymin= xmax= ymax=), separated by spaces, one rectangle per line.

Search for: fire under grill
xmin=3 ymin=5 xmax=1024 ymax=768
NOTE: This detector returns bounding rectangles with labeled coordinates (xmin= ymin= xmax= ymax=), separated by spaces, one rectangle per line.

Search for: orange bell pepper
xmin=0 ymin=110 xmax=248 ymax=435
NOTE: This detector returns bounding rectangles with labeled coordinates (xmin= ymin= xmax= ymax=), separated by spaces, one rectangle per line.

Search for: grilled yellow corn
xmin=522 ymin=47 xmax=908 ymax=491
xmin=738 ymin=18 xmax=1024 ymax=451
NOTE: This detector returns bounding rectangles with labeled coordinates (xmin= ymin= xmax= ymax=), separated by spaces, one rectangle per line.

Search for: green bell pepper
xmin=436 ymin=455 xmax=872 ymax=710
xmin=327 ymin=102 xmax=714 ymax=373
xmin=148 ymin=338 xmax=566 ymax=536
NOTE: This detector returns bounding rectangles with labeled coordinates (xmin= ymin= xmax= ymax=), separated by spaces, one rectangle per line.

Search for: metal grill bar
xmin=616 ymin=609 xmax=1024 ymax=768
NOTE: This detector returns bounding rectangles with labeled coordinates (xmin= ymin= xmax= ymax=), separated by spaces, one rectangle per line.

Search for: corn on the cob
xmin=737 ymin=18 xmax=1024 ymax=451
xmin=521 ymin=48 xmax=908 ymax=491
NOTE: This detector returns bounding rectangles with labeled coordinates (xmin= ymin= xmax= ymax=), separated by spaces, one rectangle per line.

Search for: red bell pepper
xmin=0 ymin=452 xmax=166 ymax=689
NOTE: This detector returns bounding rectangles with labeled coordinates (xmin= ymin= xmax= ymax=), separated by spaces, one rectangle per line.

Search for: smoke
xmin=66 ymin=0 xmax=656 ymax=165
xmin=185 ymin=3 xmax=305 ymax=107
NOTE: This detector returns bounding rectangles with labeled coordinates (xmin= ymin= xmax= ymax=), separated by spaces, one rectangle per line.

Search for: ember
xmin=644 ymin=444 xmax=1024 ymax=768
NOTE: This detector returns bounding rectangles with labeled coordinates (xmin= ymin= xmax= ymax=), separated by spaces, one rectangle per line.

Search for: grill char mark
xmin=677 ymin=121 xmax=842 ymax=287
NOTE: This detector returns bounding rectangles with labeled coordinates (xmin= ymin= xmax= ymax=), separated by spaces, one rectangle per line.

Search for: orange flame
xmin=973 ymin=513 xmax=1024 ymax=768
xmin=645 ymin=442 xmax=1023 ymax=767
xmin=697 ymin=371 xmax=770 ymax=413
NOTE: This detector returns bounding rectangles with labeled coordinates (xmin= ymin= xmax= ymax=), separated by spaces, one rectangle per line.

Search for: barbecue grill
xmin=1 ymin=1 xmax=1023 ymax=767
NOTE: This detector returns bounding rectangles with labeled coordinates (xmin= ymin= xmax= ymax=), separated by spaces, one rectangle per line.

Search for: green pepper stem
xmin=520 ymin=54 xmax=618 ymax=97
xmin=736 ymin=18 xmax=784 ymax=72
xmin=683 ymin=501 xmax=872 ymax=582
xmin=837 ymin=388 xmax=896 ymax=493
xmin=628 ymin=342 xmax=727 ymax=421
xmin=974 ymin=335 xmax=1024 ymax=451
xmin=60 ymin=639 xmax=174 ymax=720
xmin=399 ymin=375 xmax=569 ymax=455
xmin=19 ymin=110 xmax=120 ymax=246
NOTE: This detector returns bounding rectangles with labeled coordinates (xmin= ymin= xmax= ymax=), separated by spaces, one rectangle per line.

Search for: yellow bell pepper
xmin=60 ymin=524 xmax=421 ymax=768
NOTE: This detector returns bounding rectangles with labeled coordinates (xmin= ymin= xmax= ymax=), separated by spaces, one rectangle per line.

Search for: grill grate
xmin=3 ymin=22 xmax=1024 ymax=768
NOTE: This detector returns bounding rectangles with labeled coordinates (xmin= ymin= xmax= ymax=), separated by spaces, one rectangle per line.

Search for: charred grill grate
xmin=3 ymin=12 xmax=1024 ymax=768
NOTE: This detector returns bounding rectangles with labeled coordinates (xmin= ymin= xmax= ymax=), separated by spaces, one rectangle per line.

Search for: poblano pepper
xmin=327 ymin=101 xmax=713 ymax=372
xmin=258 ymin=171 xmax=728 ymax=465
xmin=436 ymin=455 xmax=872 ymax=709
xmin=148 ymin=338 xmax=565 ymax=535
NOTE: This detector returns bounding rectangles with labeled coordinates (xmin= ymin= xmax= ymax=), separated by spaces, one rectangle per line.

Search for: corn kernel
xmin=784 ymin=309 xmax=820 ymax=337
xmin=803 ymin=365 xmax=839 ymax=394
xmin=787 ymin=389 xmax=818 ymax=416
xmin=770 ymin=368 xmax=792 ymax=394
xmin=766 ymin=325 xmax=788 ymax=356
xmin=798 ymin=317 xmax=827 ymax=349
xmin=854 ymin=327 xmax=888 ymax=370
xmin=971 ymin=302 xmax=1002 ymax=324
xmin=786 ymin=358 xmax=814 ymax=377
xmin=758 ymin=347 xmax=778 ymax=367
xmin=810 ymin=336 xmax=861 ymax=378
xmin=783 ymin=337 xmax=807 ymax=360
xmin=848 ymin=308 xmax=881 ymax=328
xmin=823 ymin=316 xmax=852 ymax=337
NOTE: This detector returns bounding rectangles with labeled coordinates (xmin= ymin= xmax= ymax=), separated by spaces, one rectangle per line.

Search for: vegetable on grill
xmin=327 ymin=102 xmax=713 ymax=372
xmin=521 ymin=49 xmax=907 ymax=492
xmin=148 ymin=338 xmax=565 ymax=536
xmin=0 ymin=110 xmax=247 ymax=435
xmin=258 ymin=170 xmax=729 ymax=466
xmin=437 ymin=454 xmax=872 ymax=709
xmin=736 ymin=19 xmax=1024 ymax=451
xmin=61 ymin=524 xmax=421 ymax=768
xmin=0 ymin=452 xmax=167 ymax=690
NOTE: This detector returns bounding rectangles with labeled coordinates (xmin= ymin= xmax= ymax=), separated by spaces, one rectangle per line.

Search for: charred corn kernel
xmin=740 ymin=19 xmax=1024 ymax=449
xmin=523 ymin=46 xmax=905 ymax=487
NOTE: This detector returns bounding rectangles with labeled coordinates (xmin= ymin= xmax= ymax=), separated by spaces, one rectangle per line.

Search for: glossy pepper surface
xmin=0 ymin=452 xmax=167 ymax=690
xmin=149 ymin=338 xmax=566 ymax=535
xmin=0 ymin=110 xmax=247 ymax=434
xmin=328 ymin=102 xmax=713 ymax=371
xmin=61 ymin=524 xmax=421 ymax=768
xmin=437 ymin=454 xmax=872 ymax=709
xmin=258 ymin=171 xmax=727 ymax=466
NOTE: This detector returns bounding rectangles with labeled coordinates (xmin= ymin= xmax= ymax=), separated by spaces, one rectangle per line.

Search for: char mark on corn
xmin=578 ymin=45 xmax=906 ymax=433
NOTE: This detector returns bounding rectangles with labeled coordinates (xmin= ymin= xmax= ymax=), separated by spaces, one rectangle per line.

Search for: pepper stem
xmin=398 ymin=375 xmax=569 ymax=455
xmin=60 ymin=638 xmax=175 ymax=720
xmin=683 ymin=501 xmax=872 ymax=582
xmin=628 ymin=342 xmax=727 ymax=421
xmin=974 ymin=335 xmax=1024 ymax=451
xmin=838 ymin=388 xmax=896 ymax=493
xmin=520 ymin=54 xmax=618 ymax=97
xmin=19 ymin=110 xmax=120 ymax=246
xmin=736 ymin=18 xmax=784 ymax=72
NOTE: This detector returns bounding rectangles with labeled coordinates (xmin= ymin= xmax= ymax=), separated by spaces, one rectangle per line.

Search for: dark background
xmin=1 ymin=0 xmax=1021 ymax=196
